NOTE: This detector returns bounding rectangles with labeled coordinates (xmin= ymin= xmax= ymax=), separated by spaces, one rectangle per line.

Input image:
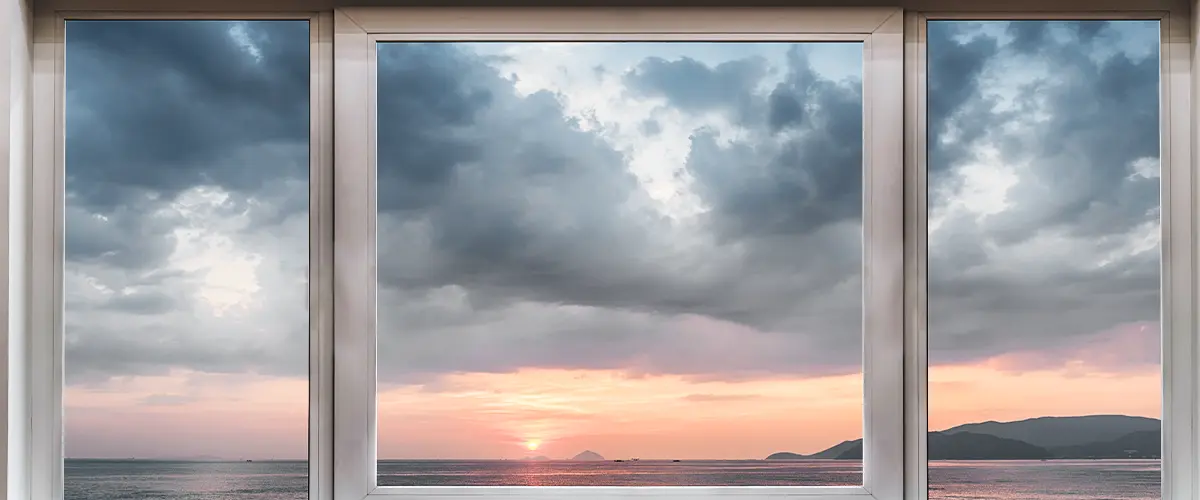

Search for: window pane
xmin=64 ymin=20 xmax=310 ymax=500
xmin=375 ymin=42 xmax=865 ymax=486
xmin=927 ymin=21 xmax=1161 ymax=499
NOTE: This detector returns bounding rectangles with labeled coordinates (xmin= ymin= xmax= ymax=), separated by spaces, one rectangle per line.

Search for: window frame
xmin=332 ymin=7 xmax=905 ymax=500
xmin=15 ymin=2 xmax=1195 ymax=500
xmin=27 ymin=9 xmax=334 ymax=500
xmin=901 ymin=7 xmax=1195 ymax=500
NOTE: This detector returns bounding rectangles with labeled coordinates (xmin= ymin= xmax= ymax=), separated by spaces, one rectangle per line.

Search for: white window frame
xmin=6 ymin=2 xmax=1193 ymax=500
xmin=332 ymin=7 xmax=905 ymax=500
xmin=26 ymin=7 xmax=335 ymax=500
xmin=901 ymin=4 xmax=1195 ymax=500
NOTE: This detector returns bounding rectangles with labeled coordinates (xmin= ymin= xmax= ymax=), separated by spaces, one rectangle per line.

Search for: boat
xmin=614 ymin=459 xmax=624 ymax=463
xmin=672 ymin=460 xmax=681 ymax=463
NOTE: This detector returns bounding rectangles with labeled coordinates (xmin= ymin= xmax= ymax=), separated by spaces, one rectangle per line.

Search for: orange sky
xmin=63 ymin=353 xmax=1159 ymax=460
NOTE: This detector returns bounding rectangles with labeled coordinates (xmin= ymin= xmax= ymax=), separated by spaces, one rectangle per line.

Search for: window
xmin=14 ymin=3 xmax=1195 ymax=500
xmin=373 ymin=39 xmax=866 ymax=486
xmin=925 ymin=18 xmax=1164 ymax=498
xmin=912 ymin=12 xmax=1192 ymax=500
xmin=60 ymin=19 xmax=311 ymax=500
xmin=334 ymin=7 xmax=903 ymax=500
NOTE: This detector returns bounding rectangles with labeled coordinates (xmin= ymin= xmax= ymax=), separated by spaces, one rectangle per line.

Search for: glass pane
xmin=63 ymin=20 xmax=310 ymax=500
xmin=927 ymin=21 xmax=1161 ymax=500
xmin=375 ymin=41 xmax=865 ymax=486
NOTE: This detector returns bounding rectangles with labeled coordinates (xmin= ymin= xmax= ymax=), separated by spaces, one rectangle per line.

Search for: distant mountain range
xmin=766 ymin=415 xmax=1161 ymax=461
xmin=942 ymin=415 xmax=1159 ymax=448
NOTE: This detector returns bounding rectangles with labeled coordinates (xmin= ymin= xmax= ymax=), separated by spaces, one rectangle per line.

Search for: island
xmin=572 ymin=450 xmax=605 ymax=461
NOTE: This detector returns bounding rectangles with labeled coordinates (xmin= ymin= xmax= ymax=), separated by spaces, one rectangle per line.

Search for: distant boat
xmin=672 ymin=460 xmax=681 ymax=463
xmin=631 ymin=458 xmax=640 ymax=462
xmin=246 ymin=460 xmax=253 ymax=463
xmin=614 ymin=460 xmax=624 ymax=463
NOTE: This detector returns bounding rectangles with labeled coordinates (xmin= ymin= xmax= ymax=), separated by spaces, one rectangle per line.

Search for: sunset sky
xmin=62 ymin=20 xmax=1161 ymax=461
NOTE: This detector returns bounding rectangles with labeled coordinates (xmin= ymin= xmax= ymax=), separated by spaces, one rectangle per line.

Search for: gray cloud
xmin=64 ymin=20 xmax=311 ymax=384
xmin=65 ymin=20 xmax=308 ymax=209
xmin=926 ymin=21 xmax=1002 ymax=183
xmin=373 ymin=42 xmax=864 ymax=381
xmin=926 ymin=20 xmax=1162 ymax=367
xmin=62 ymin=20 xmax=1163 ymax=388
xmin=623 ymin=55 xmax=768 ymax=116
xmin=64 ymin=20 xmax=309 ymax=270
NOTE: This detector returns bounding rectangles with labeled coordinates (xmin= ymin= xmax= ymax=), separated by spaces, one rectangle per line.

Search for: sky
xmin=61 ymin=20 xmax=1161 ymax=462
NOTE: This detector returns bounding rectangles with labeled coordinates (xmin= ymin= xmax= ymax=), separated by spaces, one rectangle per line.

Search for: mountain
xmin=765 ymin=415 xmax=1160 ymax=461
xmin=572 ymin=450 xmax=605 ymax=461
xmin=927 ymin=432 xmax=1050 ymax=460
xmin=810 ymin=440 xmax=860 ymax=459
xmin=765 ymin=440 xmax=859 ymax=460
xmin=942 ymin=415 xmax=1159 ymax=448
xmin=825 ymin=432 xmax=1050 ymax=460
xmin=1051 ymin=430 xmax=1160 ymax=459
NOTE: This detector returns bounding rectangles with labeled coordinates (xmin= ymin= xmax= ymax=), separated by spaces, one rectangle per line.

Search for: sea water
xmin=64 ymin=459 xmax=1159 ymax=499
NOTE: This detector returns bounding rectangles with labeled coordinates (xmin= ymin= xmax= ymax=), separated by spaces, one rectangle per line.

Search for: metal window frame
xmin=332 ymin=7 xmax=905 ymax=500
xmin=15 ymin=1 xmax=1195 ymax=500
xmin=27 ymin=8 xmax=334 ymax=500
xmin=901 ymin=5 xmax=1195 ymax=500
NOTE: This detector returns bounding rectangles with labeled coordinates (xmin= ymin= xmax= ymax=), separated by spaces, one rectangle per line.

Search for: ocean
xmin=64 ymin=459 xmax=1159 ymax=499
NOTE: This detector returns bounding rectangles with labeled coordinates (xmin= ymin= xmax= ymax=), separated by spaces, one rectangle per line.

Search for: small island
xmin=572 ymin=450 xmax=605 ymax=461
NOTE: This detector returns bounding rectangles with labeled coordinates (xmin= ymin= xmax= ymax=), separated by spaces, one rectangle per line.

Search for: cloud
xmin=139 ymin=393 xmax=198 ymax=406
xmin=682 ymin=393 xmax=763 ymax=403
xmin=623 ymin=55 xmax=768 ymax=116
xmin=63 ymin=20 xmax=311 ymax=384
xmin=65 ymin=20 xmax=308 ymax=212
xmin=926 ymin=20 xmax=1162 ymax=369
xmin=62 ymin=20 xmax=1164 ymax=390
xmin=372 ymin=42 xmax=864 ymax=381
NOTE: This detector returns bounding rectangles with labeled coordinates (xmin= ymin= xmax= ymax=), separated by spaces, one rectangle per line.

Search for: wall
xmin=1 ymin=0 xmax=33 ymax=498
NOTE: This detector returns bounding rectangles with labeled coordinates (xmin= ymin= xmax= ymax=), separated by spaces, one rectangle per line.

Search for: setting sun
xmin=525 ymin=440 xmax=540 ymax=451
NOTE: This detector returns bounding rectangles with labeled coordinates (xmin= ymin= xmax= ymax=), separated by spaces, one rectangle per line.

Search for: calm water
xmin=65 ymin=459 xmax=1159 ymax=499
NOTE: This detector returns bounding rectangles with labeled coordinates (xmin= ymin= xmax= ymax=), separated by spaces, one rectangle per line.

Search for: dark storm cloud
xmin=988 ymin=38 xmax=1159 ymax=242
xmin=621 ymin=46 xmax=863 ymax=238
xmin=926 ymin=20 xmax=1162 ymax=367
xmin=370 ymin=42 xmax=865 ymax=381
xmin=103 ymin=291 xmax=177 ymax=316
xmin=623 ymin=55 xmax=768 ymax=115
xmin=926 ymin=21 xmax=1001 ymax=183
xmin=64 ymin=20 xmax=309 ymax=271
xmin=64 ymin=20 xmax=311 ymax=384
xmin=64 ymin=203 xmax=178 ymax=269
xmin=683 ymin=47 xmax=863 ymax=239
xmin=65 ymin=20 xmax=308 ymax=210
xmin=65 ymin=19 xmax=1164 ymax=385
